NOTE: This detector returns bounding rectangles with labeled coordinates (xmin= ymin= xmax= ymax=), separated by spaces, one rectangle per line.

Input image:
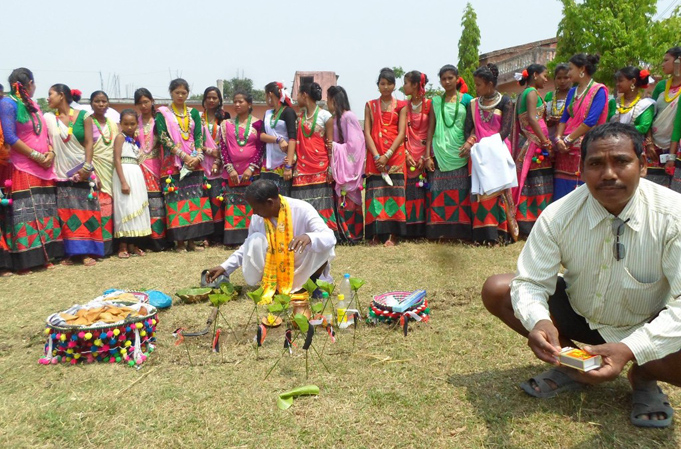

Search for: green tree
xmin=222 ymin=77 xmax=266 ymax=102
xmin=457 ymin=2 xmax=481 ymax=97
xmin=553 ymin=0 xmax=678 ymax=85
xmin=36 ymin=98 xmax=52 ymax=114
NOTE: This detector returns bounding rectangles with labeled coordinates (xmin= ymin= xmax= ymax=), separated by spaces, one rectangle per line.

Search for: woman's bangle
xmin=284 ymin=164 xmax=294 ymax=170
xmin=276 ymin=136 xmax=283 ymax=144
xmin=373 ymin=155 xmax=380 ymax=161
xmin=669 ymin=154 xmax=677 ymax=162
xmin=226 ymin=163 xmax=235 ymax=173
xmin=384 ymin=150 xmax=394 ymax=159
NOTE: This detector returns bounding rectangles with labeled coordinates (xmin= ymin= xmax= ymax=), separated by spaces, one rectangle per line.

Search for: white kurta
xmin=221 ymin=197 xmax=336 ymax=290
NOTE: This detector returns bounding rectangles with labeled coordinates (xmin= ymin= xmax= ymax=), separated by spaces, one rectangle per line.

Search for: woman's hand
xmin=645 ymin=143 xmax=658 ymax=163
xmin=459 ymin=143 xmax=472 ymax=158
xmin=242 ymin=168 xmax=253 ymax=182
xmin=279 ymin=139 xmax=289 ymax=152
xmin=77 ymin=167 xmax=91 ymax=181
xmin=665 ymin=160 xmax=675 ymax=176
xmin=121 ymin=183 xmax=131 ymax=195
xmin=425 ymin=158 xmax=435 ymax=172
xmin=229 ymin=170 xmax=240 ymax=185
xmin=556 ymin=139 xmax=568 ymax=154
xmin=376 ymin=155 xmax=388 ymax=171
xmin=40 ymin=152 xmax=55 ymax=169
xmin=405 ymin=153 xmax=416 ymax=169
xmin=283 ymin=168 xmax=293 ymax=181
xmin=325 ymin=139 xmax=334 ymax=151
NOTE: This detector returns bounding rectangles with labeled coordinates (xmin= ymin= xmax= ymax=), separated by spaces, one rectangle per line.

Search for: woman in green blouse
xmin=155 ymin=79 xmax=213 ymax=252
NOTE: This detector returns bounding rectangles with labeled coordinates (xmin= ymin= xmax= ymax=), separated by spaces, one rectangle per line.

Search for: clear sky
xmin=0 ymin=0 xmax=674 ymax=118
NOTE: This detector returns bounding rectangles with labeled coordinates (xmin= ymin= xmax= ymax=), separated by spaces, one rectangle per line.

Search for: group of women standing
xmin=1 ymin=47 xmax=680 ymax=273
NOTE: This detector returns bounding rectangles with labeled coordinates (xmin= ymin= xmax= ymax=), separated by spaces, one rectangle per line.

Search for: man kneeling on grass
xmin=205 ymin=179 xmax=336 ymax=301
xmin=481 ymin=122 xmax=681 ymax=428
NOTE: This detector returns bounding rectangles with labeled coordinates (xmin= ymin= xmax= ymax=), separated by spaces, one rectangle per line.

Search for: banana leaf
xmin=277 ymin=385 xmax=320 ymax=410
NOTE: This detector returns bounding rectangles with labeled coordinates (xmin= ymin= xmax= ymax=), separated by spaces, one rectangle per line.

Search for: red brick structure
xmin=479 ymin=38 xmax=558 ymax=96
xmin=291 ymin=71 xmax=338 ymax=102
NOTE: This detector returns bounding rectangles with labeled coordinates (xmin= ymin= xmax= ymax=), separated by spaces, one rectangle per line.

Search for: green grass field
xmin=0 ymin=241 xmax=678 ymax=448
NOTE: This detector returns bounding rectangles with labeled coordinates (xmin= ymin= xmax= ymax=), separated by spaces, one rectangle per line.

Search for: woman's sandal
xmin=82 ymin=257 xmax=97 ymax=267
xmin=132 ymin=248 xmax=146 ymax=257
xmin=118 ymin=251 xmax=130 ymax=259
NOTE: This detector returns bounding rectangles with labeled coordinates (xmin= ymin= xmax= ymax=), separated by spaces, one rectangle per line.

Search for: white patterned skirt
xmin=113 ymin=159 xmax=152 ymax=238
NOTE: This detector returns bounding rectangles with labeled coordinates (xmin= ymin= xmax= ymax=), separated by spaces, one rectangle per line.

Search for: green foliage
xmin=314 ymin=280 xmax=335 ymax=296
xmin=311 ymin=302 xmax=324 ymax=313
xmin=425 ymin=84 xmax=445 ymax=99
xmin=247 ymin=286 xmax=264 ymax=304
xmin=268 ymin=303 xmax=284 ymax=313
xmin=302 ymin=279 xmax=318 ymax=296
xmin=36 ymin=98 xmax=53 ymax=114
xmin=222 ymin=77 xmax=266 ymax=102
xmin=457 ymin=2 xmax=481 ymax=97
xmin=274 ymin=294 xmax=291 ymax=306
xmin=293 ymin=314 xmax=309 ymax=333
xmin=349 ymin=277 xmax=366 ymax=291
xmin=208 ymin=282 xmax=239 ymax=307
xmin=553 ymin=0 xmax=678 ymax=85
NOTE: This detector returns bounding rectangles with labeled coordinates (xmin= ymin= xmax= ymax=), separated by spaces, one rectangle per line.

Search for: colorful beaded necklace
xmin=92 ymin=116 xmax=113 ymax=145
xmin=172 ymin=103 xmax=190 ymax=141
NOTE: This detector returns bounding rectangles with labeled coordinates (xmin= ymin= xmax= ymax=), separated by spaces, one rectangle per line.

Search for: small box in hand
xmin=559 ymin=347 xmax=602 ymax=372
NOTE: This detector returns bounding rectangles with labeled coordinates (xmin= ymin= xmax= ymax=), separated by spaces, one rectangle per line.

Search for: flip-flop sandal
xmin=0 ymin=270 xmax=14 ymax=277
xmin=118 ymin=251 xmax=130 ymax=259
xmin=45 ymin=263 xmax=56 ymax=270
xmin=631 ymin=387 xmax=674 ymax=428
xmin=134 ymin=249 xmax=146 ymax=257
xmin=520 ymin=368 xmax=586 ymax=399
xmin=60 ymin=258 xmax=74 ymax=266
xmin=83 ymin=257 xmax=97 ymax=267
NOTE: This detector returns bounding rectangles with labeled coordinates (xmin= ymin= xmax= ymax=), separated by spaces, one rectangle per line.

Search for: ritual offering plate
xmin=369 ymin=290 xmax=430 ymax=324
xmin=39 ymin=299 xmax=158 ymax=367
xmin=176 ymin=287 xmax=212 ymax=304
xmin=97 ymin=290 xmax=149 ymax=304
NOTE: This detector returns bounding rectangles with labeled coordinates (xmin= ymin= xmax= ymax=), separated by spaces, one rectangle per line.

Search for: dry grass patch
xmin=0 ymin=241 xmax=678 ymax=448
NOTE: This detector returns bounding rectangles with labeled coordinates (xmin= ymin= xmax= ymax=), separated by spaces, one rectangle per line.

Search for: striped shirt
xmin=511 ymin=179 xmax=681 ymax=365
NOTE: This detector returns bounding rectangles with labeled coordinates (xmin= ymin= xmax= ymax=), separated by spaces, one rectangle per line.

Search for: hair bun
xmin=487 ymin=63 xmax=499 ymax=79
xmin=587 ymin=54 xmax=601 ymax=65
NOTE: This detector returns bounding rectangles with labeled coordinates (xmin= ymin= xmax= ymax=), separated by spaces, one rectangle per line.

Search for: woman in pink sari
xmin=403 ymin=71 xmax=431 ymax=238
xmin=512 ymin=64 xmax=553 ymax=237
xmin=219 ymin=91 xmax=264 ymax=245
xmin=135 ymin=88 xmax=169 ymax=251
xmin=326 ymin=86 xmax=366 ymax=243
xmin=155 ymin=78 xmax=213 ymax=252
xmin=465 ymin=64 xmax=518 ymax=244
xmin=554 ymin=53 xmax=608 ymax=199
xmin=201 ymin=86 xmax=228 ymax=244
xmin=0 ymin=68 xmax=63 ymax=272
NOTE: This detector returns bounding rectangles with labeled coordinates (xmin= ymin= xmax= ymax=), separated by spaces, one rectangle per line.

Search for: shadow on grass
xmin=448 ymin=365 xmax=678 ymax=448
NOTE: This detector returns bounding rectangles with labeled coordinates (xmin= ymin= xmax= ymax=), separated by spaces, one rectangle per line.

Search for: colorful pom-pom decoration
xmin=39 ymin=304 xmax=159 ymax=368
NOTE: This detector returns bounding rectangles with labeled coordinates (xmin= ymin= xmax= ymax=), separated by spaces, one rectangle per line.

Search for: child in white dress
xmin=113 ymin=109 xmax=151 ymax=258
